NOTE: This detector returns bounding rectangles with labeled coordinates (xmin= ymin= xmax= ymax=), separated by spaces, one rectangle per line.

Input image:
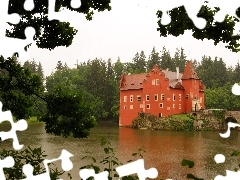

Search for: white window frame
xmin=146 ymin=104 xmax=150 ymax=109
xmin=140 ymin=104 xmax=143 ymax=108
xmin=130 ymin=95 xmax=133 ymax=102
xmin=130 ymin=105 xmax=133 ymax=109
xmin=159 ymin=103 xmax=163 ymax=108
xmin=186 ymin=94 xmax=189 ymax=99
xmin=179 ymin=94 xmax=181 ymax=101
xmin=156 ymin=79 xmax=159 ymax=85
xmin=124 ymin=96 xmax=127 ymax=102
xmin=179 ymin=104 xmax=181 ymax=109
xmin=146 ymin=95 xmax=150 ymax=101
xmin=161 ymin=94 xmax=165 ymax=100
xmin=137 ymin=95 xmax=141 ymax=101
xmin=173 ymin=94 xmax=175 ymax=101
xmin=173 ymin=104 xmax=175 ymax=109
xmin=154 ymin=94 xmax=158 ymax=101
xmin=124 ymin=105 xmax=127 ymax=109
xmin=152 ymin=79 xmax=155 ymax=85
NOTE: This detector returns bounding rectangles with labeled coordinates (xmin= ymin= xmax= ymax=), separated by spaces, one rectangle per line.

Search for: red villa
xmin=119 ymin=60 xmax=205 ymax=126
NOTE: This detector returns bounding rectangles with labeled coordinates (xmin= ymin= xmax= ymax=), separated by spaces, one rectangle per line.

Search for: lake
xmin=1 ymin=121 xmax=240 ymax=179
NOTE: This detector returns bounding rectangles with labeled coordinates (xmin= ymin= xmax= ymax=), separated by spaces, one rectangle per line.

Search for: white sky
xmin=27 ymin=0 xmax=240 ymax=77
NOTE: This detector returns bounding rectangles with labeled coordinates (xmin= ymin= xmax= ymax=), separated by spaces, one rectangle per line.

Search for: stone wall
xmin=225 ymin=111 xmax=240 ymax=124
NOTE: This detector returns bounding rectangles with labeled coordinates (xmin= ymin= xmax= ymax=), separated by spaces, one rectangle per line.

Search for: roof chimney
xmin=176 ymin=67 xmax=179 ymax=80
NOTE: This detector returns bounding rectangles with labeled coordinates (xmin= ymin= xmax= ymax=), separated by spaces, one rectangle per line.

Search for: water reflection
xmin=0 ymin=122 xmax=240 ymax=179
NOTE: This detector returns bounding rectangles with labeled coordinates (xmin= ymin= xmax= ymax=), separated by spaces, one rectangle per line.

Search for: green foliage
xmin=157 ymin=5 xmax=240 ymax=52
xmin=0 ymin=146 xmax=68 ymax=179
xmin=0 ymin=56 xmax=44 ymax=120
xmin=80 ymin=137 xmax=145 ymax=180
xmin=212 ymin=109 xmax=226 ymax=121
xmin=8 ymin=0 xmax=111 ymax=50
xmin=40 ymin=85 xmax=97 ymax=138
xmin=181 ymin=159 xmax=204 ymax=180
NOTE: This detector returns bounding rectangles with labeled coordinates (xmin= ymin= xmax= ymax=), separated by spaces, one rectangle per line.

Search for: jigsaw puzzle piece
xmin=24 ymin=0 xmax=35 ymax=11
xmin=219 ymin=122 xmax=240 ymax=138
xmin=48 ymin=0 xmax=81 ymax=22
xmin=0 ymin=102 xmax=28 ymax=150
xmin=21 ymin=150 xmax=73 ymax=180
xmin=0 ymin=156 xmax=15 ymax=180
xmin=43 ymin=149 xmax=74 ymax=172
xmin=215 ymin=170 xmax=240 ymax=180
xmin=183 ymin=0 xmax=206 ymax=29
xmin=21 ymin=164 xmax=50 ymax=180
xmin=116 ymin=159 xmax=158 ymax=180
xmin=79 ymin=169 xmax=109 ymax=180
xmin=0 ymin=26 xmax=35 ymax=61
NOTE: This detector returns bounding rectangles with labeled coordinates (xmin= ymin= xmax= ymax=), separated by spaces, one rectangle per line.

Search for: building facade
xmin=119 ymin=61 xmax=205 ymax=126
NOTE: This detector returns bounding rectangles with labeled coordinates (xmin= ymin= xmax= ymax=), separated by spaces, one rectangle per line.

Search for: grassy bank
xmin=1 ymin=116 xmax=43 ymax=124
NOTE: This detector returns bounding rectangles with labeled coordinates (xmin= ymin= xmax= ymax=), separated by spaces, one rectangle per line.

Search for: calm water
xmin=1 ymin=122 xmax=240 ymax=179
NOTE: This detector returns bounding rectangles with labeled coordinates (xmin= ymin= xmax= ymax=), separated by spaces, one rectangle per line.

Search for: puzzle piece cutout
xmin=219 ymin=122 xmax=240 ymax=138
xmin=0 ymin=101 xmax=28 ymax=150
xmin=116 ymin=159 xmax=158 ymax=180
xmin=79 ymin=169 xmax=109 ymax=180
xmin=0 ymin=0 xmax=81 ymax=61
xmin=0 ymin=156 xmax=15 ymax=180
xmin=215 ymin=170 xmax=240 ymax=180
xmin=0 ymin=0 xmax=36 ymax=61
xmin=157 ymin=0 xmax=240 ymax=33
xmin=21 ymin=149 xmax=73 ymax=180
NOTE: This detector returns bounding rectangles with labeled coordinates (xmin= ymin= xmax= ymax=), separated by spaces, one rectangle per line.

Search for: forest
xmin=16 ymin=46 xmax=240 ymax=122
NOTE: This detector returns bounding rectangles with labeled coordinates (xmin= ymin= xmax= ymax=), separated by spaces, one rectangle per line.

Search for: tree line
xmin=31 ymin=47 xmax=240 ymax=122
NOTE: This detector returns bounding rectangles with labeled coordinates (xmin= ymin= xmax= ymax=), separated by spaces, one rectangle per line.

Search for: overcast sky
xmin=27 ymin=0 xmax=240 ymax=77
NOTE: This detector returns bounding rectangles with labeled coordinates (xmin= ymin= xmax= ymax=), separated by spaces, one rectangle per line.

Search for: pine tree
xmin=147 ymin=47 xmax=161 ymax=71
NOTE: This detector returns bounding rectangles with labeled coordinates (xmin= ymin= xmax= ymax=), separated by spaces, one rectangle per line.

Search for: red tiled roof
xmin=120 ymin=70 xmax=183 ymax=90
xmin=181 ymin=61 xmax=199 ymax=79
xmin=120 ymin=73 xmax=147 ymax=90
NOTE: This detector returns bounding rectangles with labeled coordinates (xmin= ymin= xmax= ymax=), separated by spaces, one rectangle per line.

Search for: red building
xmin=119 ymin=60 xmax=205 ymax=126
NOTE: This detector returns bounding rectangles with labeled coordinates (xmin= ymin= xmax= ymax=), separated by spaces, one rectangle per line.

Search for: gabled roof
xmin=120 ymin=73 xmax=147 ymax=90
xmin=181 ymin=60 xmax=199 ymax=79
xmin=120 ymin=67 xmax=183 ymax=90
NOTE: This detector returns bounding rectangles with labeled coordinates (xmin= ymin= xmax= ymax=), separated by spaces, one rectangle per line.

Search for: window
xmin=158 ymin=113 xmax=162 ymax=117
xmin=124 ymin=96 xmax=127 ymax=102
xmin=186 ymin=94 xmax=189 ymax=99
xmin=124 ymin=105 xmax=127 ymax=109
xmin=146 ymin=104 xmax=150 ymax=109
xmin=155 ymin=94 xmax=158 ymax=101
xmin=137 ymin=95 xmax=141 ymax=101
xmin=167 ymin=107 xmax=170 ymax=110
xmin=140 ymin=104 xmax=143 ymax=108
xmin=173 ymin=94 xmax=175 ymax=101
xmin=159 ymin=103 xmax=163 ymax=108
xmin=146 ymin=95 xmax=150 ymax=101
xmin=156 ymin=79 xmax=159 ymax=85
xmin=179 ymin=104 xmax=181 ymax=109
xmin=200 ymin=97 xmax=202 ymax=103
xmin=152 ymin=79 xmax=155 ymax=85
xmin=161 ymin=94 xmax=165 ymax=100
xmin=179 ymin=94 xmax=181 ymax=101
xmin=130 ymin=105 xmax=133 ymax=109
xmin=173 ymin=104 xmax=175 ymax=109
xmin=130 ymin=95 xmax=133 ymax=102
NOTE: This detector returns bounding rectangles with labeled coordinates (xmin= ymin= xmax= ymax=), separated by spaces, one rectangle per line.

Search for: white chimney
xmin=176 ymin=67 xmax=179 ymax=80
